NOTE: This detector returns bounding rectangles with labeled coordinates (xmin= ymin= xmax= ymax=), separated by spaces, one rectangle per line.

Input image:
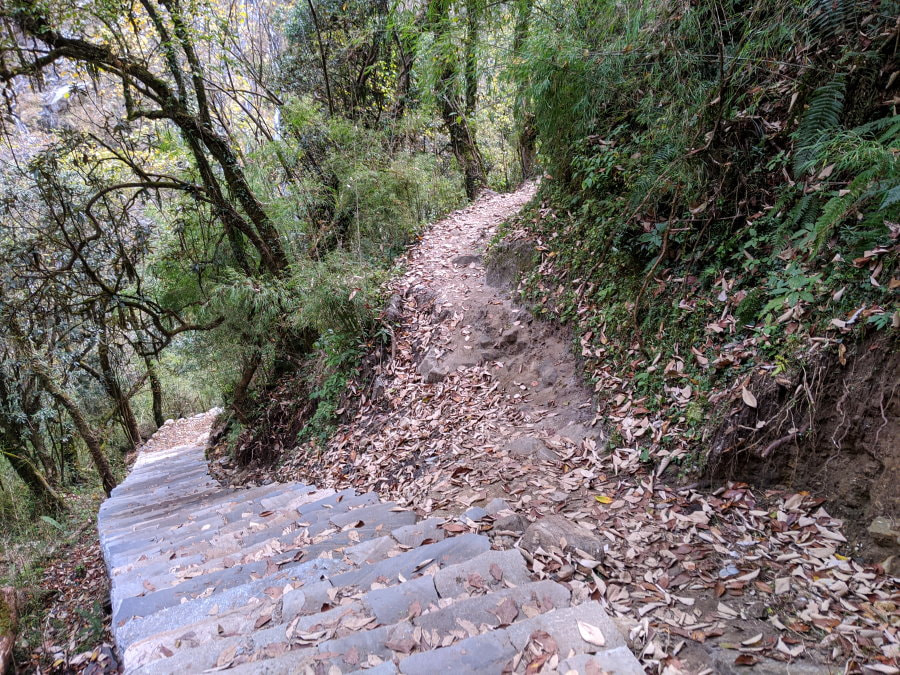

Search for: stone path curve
xmin=99 ymin=418 xmax=644 ymax=674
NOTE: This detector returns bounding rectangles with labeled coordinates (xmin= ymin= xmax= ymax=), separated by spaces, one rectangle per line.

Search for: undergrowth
xmin=503 ymin=0 xmax=898 ymax=474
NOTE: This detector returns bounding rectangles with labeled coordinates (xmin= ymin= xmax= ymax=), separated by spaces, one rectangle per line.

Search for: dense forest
xmin=0 ymin=0 xmax=896 ymax=670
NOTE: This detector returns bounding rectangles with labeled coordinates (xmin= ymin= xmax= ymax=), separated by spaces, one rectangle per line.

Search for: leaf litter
xmin=255 ymin=185 xmax=900 ymax=673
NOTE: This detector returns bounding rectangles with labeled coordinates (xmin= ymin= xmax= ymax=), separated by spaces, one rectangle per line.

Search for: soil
xmin=709 ymin=337 xmax=899 ymax=565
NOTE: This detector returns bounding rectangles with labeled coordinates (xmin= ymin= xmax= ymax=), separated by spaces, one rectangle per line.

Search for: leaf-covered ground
xmin=255 ymin=186 xmax=899 ymax=674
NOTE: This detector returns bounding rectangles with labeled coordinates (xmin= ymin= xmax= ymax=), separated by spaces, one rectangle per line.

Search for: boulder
xmin=521 ymin=515 xmax=605 ymax=560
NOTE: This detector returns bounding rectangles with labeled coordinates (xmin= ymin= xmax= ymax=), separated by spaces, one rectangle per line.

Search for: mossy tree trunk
xmin=30 ymin=360 xmax=116 ymax=496
xmin=0 ymin=586 xmax=18 ymax=675
xmin=427 ymin=0 xmax=486 ymax=200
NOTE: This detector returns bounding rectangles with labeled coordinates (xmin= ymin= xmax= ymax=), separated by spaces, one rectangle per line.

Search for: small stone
xmin=869 ymin=517 xmax=899 ymax=548
xmin=501 ymin=329 xmax=519 ymax=345
xmin=492 ymin=513 xmax=526 ymax=533
xmin=417 ymin=353 xmax=448 ymax=383
xmin=483 ymin=498 xmax=511 ymax=515
xmin=880 ymin=556 xmax=899 ymax=575
xmin=521 ymin=515 xmax=605 ymax=560
xmin=463 ymin=506 xmax=489 ymax=523
xmin=504 ymin=437 xmax=558 ymax=462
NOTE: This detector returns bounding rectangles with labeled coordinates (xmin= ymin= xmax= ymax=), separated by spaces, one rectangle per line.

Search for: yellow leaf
xmin=594 ymin=495 xmax=613 ymax=504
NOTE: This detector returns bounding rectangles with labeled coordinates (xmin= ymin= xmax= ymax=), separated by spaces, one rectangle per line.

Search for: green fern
xmin=794 ymin=75 xmax=846 ymax=175
xmin=806 ymin=0 xmax=862 ymax=42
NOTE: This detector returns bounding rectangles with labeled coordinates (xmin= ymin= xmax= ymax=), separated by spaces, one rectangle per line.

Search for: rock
xmin=383 ymin=294 xmax=403 ymax=323
xmin=452 ymin=254 xmax=481 ymax=267
xmin=881 ymin=555 xmax=900 ymax=576
xmin=868 ymin=517 xmax=900 ymax=548
xmin=463 ymin=506 xmax=489 ymax=522
xmin=557 ymin=423 xmax=606 ymax=450
xmin=521 ymin=515 xmax=605 ymax=560
xmin=417 ymin=352 xmax=448 ymax=384
xmin=485 ymin=239 xmax=535 ymax=288
xmin=483 ymin=498 xmax=511 ymax=515
xmin=503 ymin=436 xmax=558 ymax=462
xmin=373 ymin=375 xmax=389 ymax=399
xmin=492 ymin=513 xmax=527 ymax=533
xmin=500 ymin=328 xmax=519 ymax=345
xmin=748 ymin=601 xmax=768 ymax=620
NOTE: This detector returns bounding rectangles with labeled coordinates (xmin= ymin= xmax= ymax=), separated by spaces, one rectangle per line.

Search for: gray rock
xmin=492 ymin=512 xmax=527 ymax=533
xmin=452 ymin=254 xmax=482 ymax=267
xmin=463 ymin=506 xmax=489 ymax=522
xmin=483 ymin=498 xmax=511 ymax=515
xmin=869 ymin=517 xmax=900 ymax=548
xmin=417 ymin=352 xmax=448 ymax=383
xmin=503 ymin=436 xmax=558 ymax=462
xmin=521 ymin=515 xmax=605 ymax=560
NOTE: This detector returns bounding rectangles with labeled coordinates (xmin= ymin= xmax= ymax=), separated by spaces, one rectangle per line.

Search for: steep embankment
xmin=212 ymin=186 xmax=898 ymax=673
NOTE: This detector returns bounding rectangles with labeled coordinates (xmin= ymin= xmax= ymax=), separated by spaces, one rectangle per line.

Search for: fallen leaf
xmin=741 ymin=387 xmax=757 ymax=408
xmin=576 ymin=620 xmax=606 ymax=647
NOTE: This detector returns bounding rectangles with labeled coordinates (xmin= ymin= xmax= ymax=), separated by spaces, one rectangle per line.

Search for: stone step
xmin=104 ymin=487 xmax=327 ymax=569
xmin=114 ymin=529 xmax=485 ymax=651
xmin=100 ymin=484 xmax=287 ymax=543
xmin=124 ymin=545 xmax=531 ymax=673
xmin=397 ymin=601 xmax=641 ymax=674
xmin=109 ymin=489 xmax=378 ymax=579
xmin=101 ymin=479 xmax=298 ymax=526
xmin=101 ymin=438 xmax=642 ymax=674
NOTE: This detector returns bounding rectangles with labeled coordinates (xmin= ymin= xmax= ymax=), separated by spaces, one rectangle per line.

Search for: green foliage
xmin=507 ymin=0 xmax=898 ymax=463
xmin=298 ymin=331 xmax=363 ymax=444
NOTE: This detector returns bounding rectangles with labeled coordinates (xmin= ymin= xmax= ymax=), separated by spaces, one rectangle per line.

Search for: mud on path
xmin=265 ymin=185 xmax=898 ymax=674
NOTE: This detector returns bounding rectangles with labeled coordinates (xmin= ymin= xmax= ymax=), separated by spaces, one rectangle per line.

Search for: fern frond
xmin=794 ymin=75 xmax=846 ymax=175
xmin=806 ymin=0 xmax=862 ymax=42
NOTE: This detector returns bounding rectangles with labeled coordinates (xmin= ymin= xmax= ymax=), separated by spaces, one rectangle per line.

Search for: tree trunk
xmin=98 ymin=334 xmax=142 ymax=452
xmin=512 ymin=0 xmax=537 ymax=180
xmin=145 ymin=356 xmax=165 ymax=429
xmin=32 ymin=361 xmax=116 ymax=496
xmin=463 ymin=0 xmax=479 ymax=117
xmin=231 ymin=351 xmax=261 ymax=425
xmin=306 ymin=0 xmax=335 ymax=116
xmin=0 ymin=445 xmax=65 ymax=511
xmin=0 ymin=587 xmax=18 ymax=675
xmin=428 ymin=0 xmax=486 ymax=200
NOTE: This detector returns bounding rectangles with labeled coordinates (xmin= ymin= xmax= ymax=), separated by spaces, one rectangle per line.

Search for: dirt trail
xmin=273 ymin=185 xmax=897 ymax=674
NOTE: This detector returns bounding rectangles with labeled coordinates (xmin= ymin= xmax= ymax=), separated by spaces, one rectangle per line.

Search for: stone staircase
xmin=99 ymin=441 xmax=643 ymax=674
